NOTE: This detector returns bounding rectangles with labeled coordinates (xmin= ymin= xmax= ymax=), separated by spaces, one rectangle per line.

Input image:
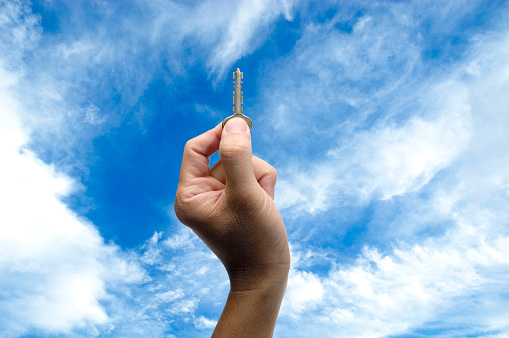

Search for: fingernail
xmin=224 ymin=118 xmax=249 ymax=133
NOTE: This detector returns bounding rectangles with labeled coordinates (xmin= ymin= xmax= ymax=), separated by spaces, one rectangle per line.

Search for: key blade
xmin=233 ymin=68 xmax=243 ymax=115
xmin=222 ymin=67 xmax=252 ymax=130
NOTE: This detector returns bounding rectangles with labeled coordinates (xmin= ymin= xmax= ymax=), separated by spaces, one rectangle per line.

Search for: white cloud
xmin=271 ymin=3 xmax=509 ymax=215
xmin=155 ymin=290 xmax=184 ymax=303
xmin=0 ymin=4 xmax=148 ymax=336
xmin=324 ymin=229 xmax=509 ymax=336
xmin=281 ymin=269 xmax=324 ymax=317
xmin=194 ymin=315 xmax=218 ymax=330
xmin=145 ymin=0 xmax=297 ymax=77
xmin=274 ymin=12 xmax=509 ymax=336
xmin=93 ymin=225 xmax=229 ymax=335
xmin=140 ymin=232 xmax=163 ymax=265
xmin=279 ymin=218 xmax=509 ymax=337
xmin=332 ymin=83 xmax=471 ymax=201
xmin=276 ymin=86 xmax=471 ymax=213
xmin=163 ymin=226 xmax=197 ymax=249
xmin=0 ymin=65 xmax=147 ymax=336
xmin=207 ymin=0 xmax=296 ymax=75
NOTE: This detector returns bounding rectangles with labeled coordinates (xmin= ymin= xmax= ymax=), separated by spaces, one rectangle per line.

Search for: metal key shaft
xmin=222 ymin=68 xmax=253 ymax=129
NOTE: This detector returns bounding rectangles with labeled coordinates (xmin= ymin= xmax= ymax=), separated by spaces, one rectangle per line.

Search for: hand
xmin=175 ymin=118 xmax=290 ymax=288
xmin=174 ymin=118 xmax=290 ymax=336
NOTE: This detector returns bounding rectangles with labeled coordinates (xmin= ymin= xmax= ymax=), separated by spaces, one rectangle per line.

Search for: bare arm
xmin=175 ymin=118 xmax=290 ymax=337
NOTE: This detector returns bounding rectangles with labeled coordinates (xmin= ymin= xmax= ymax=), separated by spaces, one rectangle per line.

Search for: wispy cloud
xmin=280 ymin=227 xmax=509 ymax=337
xmin=96 ymin=226 xmax=228 ymax=336
xmin=269 ymin=3 xmax=509 ymax=336
xmin=276 ymin=79 xmax=472 ymax=213
xmin=206 ymin=0 xmax=296 ymax=76
xmin=9 ymin=0 xmax=297 ymax=176
xmin=279 ymin=180 xmax=509 ymax=336
xmin=266 ymin=1 xmax=501 ymax=214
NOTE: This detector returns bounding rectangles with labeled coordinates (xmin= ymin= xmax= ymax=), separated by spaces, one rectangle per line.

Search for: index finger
xmin=179 ymin=123 xmax=223 ymax=180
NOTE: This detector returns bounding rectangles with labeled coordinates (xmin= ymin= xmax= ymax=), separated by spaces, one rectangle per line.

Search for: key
xmin=222 ymin=68 xmax=253 ymax=129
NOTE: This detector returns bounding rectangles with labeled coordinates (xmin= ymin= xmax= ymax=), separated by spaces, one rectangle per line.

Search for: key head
xmin=222 ymin=114 xmax=253 ymax=130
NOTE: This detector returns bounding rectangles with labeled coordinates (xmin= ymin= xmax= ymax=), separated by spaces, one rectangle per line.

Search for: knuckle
xmin=268 ymin=165 xmax=277 ymax=181
xmin=219 ymin=142 xmax=251 ymax=160
xmin=174 ymin=191 xmax=197 ymax=226
xmin=260 ymin=164 xmax=277 ymax=185
xmin=183 ymin=139 xmax=195 ymax=154
xmin=220 ymin=133 xmax=251 ymax=158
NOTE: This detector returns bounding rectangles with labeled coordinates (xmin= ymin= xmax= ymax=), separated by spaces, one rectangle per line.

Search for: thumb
xmin=219 ymin=118 xmax=258 ymax=193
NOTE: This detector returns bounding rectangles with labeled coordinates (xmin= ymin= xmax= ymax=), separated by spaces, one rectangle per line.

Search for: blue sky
xmin=1 ymin=0 xmax=509 ymax=336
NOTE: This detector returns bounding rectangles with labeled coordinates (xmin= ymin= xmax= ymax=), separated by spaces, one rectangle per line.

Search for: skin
xmin=174 ymin=118 xmax=291 ymax=337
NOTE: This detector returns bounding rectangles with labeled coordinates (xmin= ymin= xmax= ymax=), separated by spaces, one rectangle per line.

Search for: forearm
xmin=212 ymin=277 xmax=288 ymax=337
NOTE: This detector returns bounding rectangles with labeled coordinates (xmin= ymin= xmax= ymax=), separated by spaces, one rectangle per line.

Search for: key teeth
xmin=224 ymin=67 xmax=251 ymax=129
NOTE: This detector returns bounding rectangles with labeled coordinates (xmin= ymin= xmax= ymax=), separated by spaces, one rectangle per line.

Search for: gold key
xmin=222 ymin=68 xmax=253 ymax=129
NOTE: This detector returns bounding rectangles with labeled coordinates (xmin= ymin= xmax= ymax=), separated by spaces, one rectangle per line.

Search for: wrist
xmin=227 ymin=262 xmax=290 ymax=293
xmin=213 ymin=267 xmax=289 ymax=338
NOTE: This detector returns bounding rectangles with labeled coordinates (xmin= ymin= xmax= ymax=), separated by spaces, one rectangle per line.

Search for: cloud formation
xmin=271 ymin=4 xmax=509 ymax=336
xmin=0 ymin=54 xmax=146 ymax=337
xmin=2 ymin=0 xmax=509 ymax=336
xmin=0 ymin=3 xmax=147 ymax=335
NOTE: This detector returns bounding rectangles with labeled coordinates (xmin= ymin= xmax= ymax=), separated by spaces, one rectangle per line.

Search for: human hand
xmin=174 ymin=118 xmax=290 ymax=291
xmin=174 ymin=118 xmax=290 ymax=337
